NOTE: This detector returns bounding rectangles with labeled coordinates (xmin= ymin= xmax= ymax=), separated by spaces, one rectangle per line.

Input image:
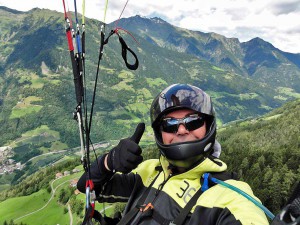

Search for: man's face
xmin=161 ymin=109 xmax=207 ymax=144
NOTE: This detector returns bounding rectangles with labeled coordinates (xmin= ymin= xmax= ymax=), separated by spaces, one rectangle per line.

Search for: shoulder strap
xmin=172 ymin=171 xmax=238 ymax=225
xmin=171 ymin=187 xmax=204 ymax=225
xmin=117 ymin=169 xmax=162 ymax=225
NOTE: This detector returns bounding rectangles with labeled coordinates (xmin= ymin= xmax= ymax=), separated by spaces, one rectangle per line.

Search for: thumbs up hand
xmin=106 ymin=123 xmax=145 ymax=174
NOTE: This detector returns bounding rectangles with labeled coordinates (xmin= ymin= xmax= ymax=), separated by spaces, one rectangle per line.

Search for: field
xmin=0 ymin=170 xmax=109 ymax=225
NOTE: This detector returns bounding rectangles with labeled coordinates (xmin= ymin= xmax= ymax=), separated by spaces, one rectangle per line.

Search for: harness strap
xmin=172 ymin=186 xmax=204 ymax=225
xmin=117 ymin=168 xmax=162 ymax=225
xmin=118 ymin=170 xmax=237 ymax=225
xmin=151 ymin=210 xmax=171 ymax=225
xmin=131 ymin=187 xmax=204 ymax=225
xmin=81 ymin=205 xmax=100 ymax=225
xmin=93 ymin=209 xmax=107 ymax=224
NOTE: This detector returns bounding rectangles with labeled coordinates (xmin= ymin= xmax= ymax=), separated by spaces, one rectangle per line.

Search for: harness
xmin=100 ymin=171 xmax=239 ymax=225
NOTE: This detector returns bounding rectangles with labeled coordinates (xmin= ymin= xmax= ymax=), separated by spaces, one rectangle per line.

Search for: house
xmin=72 ymin=168 xmax=80 ymax=173
xmin=74 ymin=189 xmax=81 ymax=195
xmin=56 ymin=172 xmax=63 ymax=179
xmin=70 ymin=179 xmax=78 ymax=187
xmin=64 ymin=171 xmax=70 ymax=176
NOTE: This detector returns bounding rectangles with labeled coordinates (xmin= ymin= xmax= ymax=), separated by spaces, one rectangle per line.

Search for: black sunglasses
xmin=160 ymin=114 xmax=205 ymax=133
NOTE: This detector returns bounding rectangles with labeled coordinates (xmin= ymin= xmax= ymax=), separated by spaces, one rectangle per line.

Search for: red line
xmin=114 ymin=0 xmax=129 ymax=28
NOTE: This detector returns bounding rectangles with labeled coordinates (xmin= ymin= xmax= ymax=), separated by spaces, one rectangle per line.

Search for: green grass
xmin=19 ymin=73 xmax=46 ymax=89
xmin=274 ymin=95 xmax=288 ymax=101
xmin=23 ymin=125 xmax=59 ymax=137
xmin=208 ymin=91 xmax=225 ymax=99
xmin=9 ymin=95 xmax=43 ymax=119
xmin=145 ymin=77 xmax=167 ymax=88
xmin=239 ymin=93 xmax=259 ymax=100
xmin=0 ymin=189 xmax=51 ymax=224
xmin=125 ymin=102 xmax=149 ymax=115
xmin=16 ymin=186 xmax=70 ymax=225
xmin=212 ymin=66 xmax=224 ymax=71
xmin=10 ymin=105 xmax=43 ymax=119
xmin=50 ymin=141 xmax=68 ymax=151
xmin=52 ymin=173 xmax=81 ymax=190
xmin=30 ymin=77 xmax=46 ymax=88
xmin=19 ymin=66 xmax=61 ymax=88
xmin=277 ymin=87 xmax=300 ymax=98
xmin=0 ymin=184 xmax=10 ymax=192
xmin=263 ymin=114 xmax=282 ymax=121
xmin=11 ymin=125 xmax=61 ymax=149
xmin=0 ymin=172 xmax=84 ymax=225
xmin=29 ymin=153 xmax=66 ymax=168
xmin=137 ymin=88 xmax=153 ymax=99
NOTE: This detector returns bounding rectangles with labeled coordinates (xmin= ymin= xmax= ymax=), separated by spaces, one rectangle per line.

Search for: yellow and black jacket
xmin=77 ymin=156 xmax=269 ymax=225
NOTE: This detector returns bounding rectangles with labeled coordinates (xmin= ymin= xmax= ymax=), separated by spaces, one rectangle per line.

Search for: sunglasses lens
xmin=161 ymin=115 xmax=205 ymax=133
xmin=185 ymin=116 xmax=205 ymax=131
xmin=161 ymin=118 xmax=179 ymax=133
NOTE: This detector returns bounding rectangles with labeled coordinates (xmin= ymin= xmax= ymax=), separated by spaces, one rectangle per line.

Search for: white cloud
xmin=0 ymin=0 xmax=299 ymax=53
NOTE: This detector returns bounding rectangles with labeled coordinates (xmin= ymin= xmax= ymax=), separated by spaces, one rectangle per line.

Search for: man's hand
xmin=105 ymin=123 xmax=145 ymax=174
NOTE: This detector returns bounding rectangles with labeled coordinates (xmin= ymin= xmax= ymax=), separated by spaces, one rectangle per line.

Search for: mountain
xmin=0 ymin=7 xmax=300 ymax=186
xmin=118 ymin=16 xmax=300 ymax=91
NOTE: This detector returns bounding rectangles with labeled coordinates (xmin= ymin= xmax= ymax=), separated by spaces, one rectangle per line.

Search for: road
xmin=14 ymin=176 xmax=74 ymax=222
xmin=67 ymin=202 xmax=73 ymax=225
xmin=22 ymin=140 xmax=110 ymax=165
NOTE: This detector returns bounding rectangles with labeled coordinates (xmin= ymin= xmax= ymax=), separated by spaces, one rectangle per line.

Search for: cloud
xmin=0 ymin=0 xmax=300 ymax=53
xmin=268 ymin=0 xmax=300 ymax=15
xmin=286 ymin=25 xmax=300 ymax=35
xmin=223 ymin=7 xmax=250 ymax=21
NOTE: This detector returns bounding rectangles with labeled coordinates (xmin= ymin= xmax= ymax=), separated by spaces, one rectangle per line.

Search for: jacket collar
xmin=160 ymin=155 xmax=227 ymax=179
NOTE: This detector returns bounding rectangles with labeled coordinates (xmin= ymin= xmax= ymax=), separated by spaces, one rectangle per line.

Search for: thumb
xmin=130 ymin=123 xmax=145 ymax=144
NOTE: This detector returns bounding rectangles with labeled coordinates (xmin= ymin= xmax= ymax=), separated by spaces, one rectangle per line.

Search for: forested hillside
xmin=219 ymin=99 xmax=300 ymax=213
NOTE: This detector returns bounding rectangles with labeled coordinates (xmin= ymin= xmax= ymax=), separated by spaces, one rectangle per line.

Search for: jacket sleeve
xmin=77 ymin=154 xmax=137 ymax=203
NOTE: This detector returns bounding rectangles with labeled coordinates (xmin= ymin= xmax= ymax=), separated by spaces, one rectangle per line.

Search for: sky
xmin=1 ymin=0 xmax=300 ymax=53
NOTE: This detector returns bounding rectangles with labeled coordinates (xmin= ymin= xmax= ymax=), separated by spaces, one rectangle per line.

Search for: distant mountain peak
xmin=246 ymin=37 xmax=276 ymax=49
xmin=0 ymin=6 xmax=23 ymax=14
xmin=150 ymin=17 xmax=167 ymax=24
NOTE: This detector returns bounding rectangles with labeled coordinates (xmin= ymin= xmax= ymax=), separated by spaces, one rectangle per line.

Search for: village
xmin=0 ymin=146 xmax=23 ymax=175
xmin=0 ymin=141 xmax=110 ymax=175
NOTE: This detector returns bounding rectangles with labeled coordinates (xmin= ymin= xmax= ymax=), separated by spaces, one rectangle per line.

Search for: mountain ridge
xmin=119 ymin=16 xmax=300 ymax=86
xmin=0 ymin=7 xmax=299 ymax=184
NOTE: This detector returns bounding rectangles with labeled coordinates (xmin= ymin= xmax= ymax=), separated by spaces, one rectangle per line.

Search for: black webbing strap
xmin=119 ymin=36 xmax=139 ymax=70
xmin=119 ymin=171 xmax=237 ymax=225
xmin=81 ymin=206 xmax=93 ymax=225
xmin=93 ymin=209 xmax=107 ymax=224
xmin=142 ymin=186 xmax=204 ymax=225
xmin=117 ymin=169 xmax=162 ymax=225
xmin=171 ymin=187 xmax=204 ymax=225
xmin=171 ymin=171 xmax=238 ymax=225
xmin=82 ymin=206 xmax=106 ymax=225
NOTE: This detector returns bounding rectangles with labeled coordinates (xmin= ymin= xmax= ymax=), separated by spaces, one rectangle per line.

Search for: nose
xmin=176 ymin=123 xmax=189 ymax=135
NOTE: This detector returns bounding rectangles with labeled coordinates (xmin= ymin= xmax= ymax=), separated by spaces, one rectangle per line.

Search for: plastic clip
xmin=201 ymin=173 xmax=210 ymax=192
xmin=139 ymin=203 xmax=154 ymax=212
